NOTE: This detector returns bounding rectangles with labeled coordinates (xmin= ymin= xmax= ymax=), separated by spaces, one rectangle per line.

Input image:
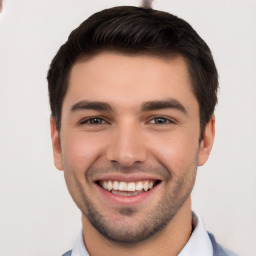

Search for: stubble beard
xmin=79 ymin=162 xmax=197 ymax=244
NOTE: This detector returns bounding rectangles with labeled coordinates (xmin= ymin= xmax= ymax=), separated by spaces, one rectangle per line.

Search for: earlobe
xmin=198 ymin=116 xmax=215 ymax=166
xmin=50 ymin=117 xmax=64 ymax=170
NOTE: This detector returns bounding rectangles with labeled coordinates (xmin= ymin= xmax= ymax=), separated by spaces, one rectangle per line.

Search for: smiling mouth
xmin=97 ymin=180 xmax=160 ymax=196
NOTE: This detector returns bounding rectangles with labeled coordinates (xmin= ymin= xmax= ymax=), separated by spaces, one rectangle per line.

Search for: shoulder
xmin=208 ymin=232 xmax=239 ymax=256
xmin=62 ymin=250 xmax=72 ymax=256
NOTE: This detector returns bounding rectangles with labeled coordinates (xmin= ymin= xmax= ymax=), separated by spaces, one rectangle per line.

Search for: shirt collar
xmin=71 ymin=228 xmax=89 ymax=256
xmin=178 ymin=212 xmax=213 ymax=256
xmin=71 ymin=212 xmax=213 ymax=256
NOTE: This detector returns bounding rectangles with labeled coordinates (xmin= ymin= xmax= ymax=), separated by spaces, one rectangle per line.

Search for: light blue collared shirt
xmin=71 ymin=213 xmax=213 ymax=256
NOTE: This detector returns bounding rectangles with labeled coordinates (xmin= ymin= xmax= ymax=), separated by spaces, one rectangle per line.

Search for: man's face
xmin=51 ymin=53 xmax=214 ymax=243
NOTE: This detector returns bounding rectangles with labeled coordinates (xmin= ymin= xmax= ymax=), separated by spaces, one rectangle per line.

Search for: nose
xmin=106 ymin=122 xmax=147 ymax=167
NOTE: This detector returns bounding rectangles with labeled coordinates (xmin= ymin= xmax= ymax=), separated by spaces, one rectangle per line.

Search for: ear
xmin=198 ymin=116 xmax=215 ymax=166
xmin=50 ymin=117 xmax=64 ymax=170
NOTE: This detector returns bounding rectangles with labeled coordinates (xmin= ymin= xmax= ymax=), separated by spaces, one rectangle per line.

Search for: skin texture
xmin=51 ymin=53 xmax=215 ymax=256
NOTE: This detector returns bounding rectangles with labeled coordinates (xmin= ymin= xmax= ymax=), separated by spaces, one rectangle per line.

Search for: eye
xmin=148 ymin=117 xmax=174 ymax=125
xmin=80 ymin=117 xmax=106 ymax=125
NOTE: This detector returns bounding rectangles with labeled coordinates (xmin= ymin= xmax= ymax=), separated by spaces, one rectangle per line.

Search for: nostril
xmin=106 ymin=136 xmax=147 ymax=166
xmin=107 ymin=153 xmax=146 ymax=167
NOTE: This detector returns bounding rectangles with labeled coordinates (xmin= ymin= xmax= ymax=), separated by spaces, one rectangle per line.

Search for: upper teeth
xmin=100 ymin=180 xmax=154 ymax=192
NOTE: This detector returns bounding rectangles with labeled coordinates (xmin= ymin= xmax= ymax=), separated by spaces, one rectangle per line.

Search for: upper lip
xmin=93 ymin=174 xmax=163 ymax=183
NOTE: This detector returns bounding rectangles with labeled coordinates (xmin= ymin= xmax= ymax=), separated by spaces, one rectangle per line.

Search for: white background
xmin=0 ymin=0 xmax=255 ymax=255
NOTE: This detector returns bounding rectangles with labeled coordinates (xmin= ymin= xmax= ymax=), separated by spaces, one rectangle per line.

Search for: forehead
xmin=63 ymin=52 xmax=198 ymax=112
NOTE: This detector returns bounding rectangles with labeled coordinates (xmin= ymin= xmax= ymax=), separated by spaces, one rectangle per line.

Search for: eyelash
xmin=148 ymin=116 xmax=175 ymax=125
xmin=79 ymin=117 xmax=108 ymax=125
xmin=79 ymin=116 xmax=175 ymax=126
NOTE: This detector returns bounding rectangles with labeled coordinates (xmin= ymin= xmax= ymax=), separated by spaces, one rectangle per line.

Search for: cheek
xmin=61 ymin=133 xmax=105 ymax=174
xmin=149 ymin=132 xmax=199 ymax=172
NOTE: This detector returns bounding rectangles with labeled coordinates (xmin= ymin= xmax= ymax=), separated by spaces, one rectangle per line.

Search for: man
xmin=47 ymin=3 xmax=237 ymax=256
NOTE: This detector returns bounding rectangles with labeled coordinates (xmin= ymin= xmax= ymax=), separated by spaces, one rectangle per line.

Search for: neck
xmin=82 ymin=197 xmax=193 ymax=256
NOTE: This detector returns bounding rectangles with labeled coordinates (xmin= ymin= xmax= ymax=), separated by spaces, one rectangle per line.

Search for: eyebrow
xmin=70 ymin=98 xmax=187 ymax=114
xmin=141 ymin=99 xmax=187 ymax=114
xmin=71 ymin=100 xmax=114 ymax=112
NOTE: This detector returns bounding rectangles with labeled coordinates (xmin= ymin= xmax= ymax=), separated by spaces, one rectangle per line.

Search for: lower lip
xmin=95 ymin=182 xmax=161 ymax=206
